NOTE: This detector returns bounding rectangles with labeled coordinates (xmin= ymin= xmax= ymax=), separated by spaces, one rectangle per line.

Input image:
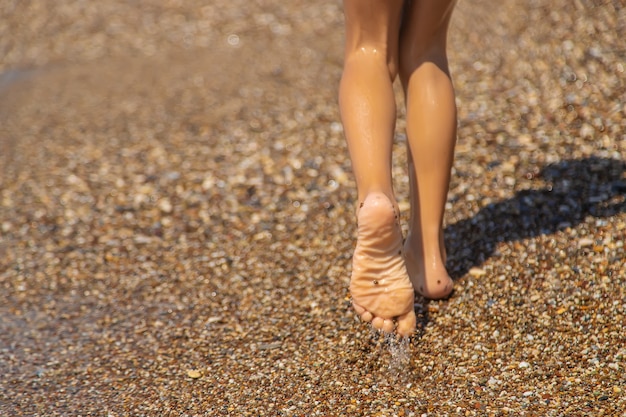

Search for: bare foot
xmin=403 ymin=234 xmax=454 ymax=300
xmin=350 ymin=192 xmax=416 ymax=337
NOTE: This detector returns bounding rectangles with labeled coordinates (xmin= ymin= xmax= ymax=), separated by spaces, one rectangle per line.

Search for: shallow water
xmin=386 ymin=333 xmax=411 ymax=376
xmin=367 ymin=326 xmax=412 ymax=377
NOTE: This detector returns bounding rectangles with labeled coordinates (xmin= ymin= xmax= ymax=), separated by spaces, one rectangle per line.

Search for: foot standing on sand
xmin=339 ymin=0 xmax=458 ymax=336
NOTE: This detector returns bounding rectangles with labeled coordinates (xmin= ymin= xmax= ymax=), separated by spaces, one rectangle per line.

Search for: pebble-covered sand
xmin=1 ymin=0 xmax=625 ymax=415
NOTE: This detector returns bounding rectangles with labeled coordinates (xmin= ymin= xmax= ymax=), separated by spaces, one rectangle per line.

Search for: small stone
xmin=501 ymin=161 xmax=516 ymax=173
xmin=258 ymin=342 xmax=282 ymax=350
xmin=578 ymin=238 xmax=594 ymax=247
xmin=330 ymin=121 xmax=343 ymax=133
xmin=469 ymin=267 xmax=487 ymax=277
xmin=579 ymin=123 xmax=595 ymax=138
xmin=158 ymin=198 xmax=173 ymax=213
xmin=133 ymin=235 xmax=152 ymax=244
xmin=202 ymin=176 xmax=215 ymax=190
xmin=187 ymin=369 xmax=202 ymax=379
xmin=613 ymin=386 xmax=622 ymax=394
xmin=518 ymin=361 xmax=530 ymax=369
xmin=517 ymin=134 xmax=533 ymax=145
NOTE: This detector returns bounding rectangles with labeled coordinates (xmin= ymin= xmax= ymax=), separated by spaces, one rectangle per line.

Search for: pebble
xmin=468 ymin=267 xmax=487 ymax=277
xmin=158 ymin=198 xmax=173 ymax=214
xmin=578 ymin=237 xmax=595 ymax=247
xmin=186 ymin=370 xmax=202 ymax=379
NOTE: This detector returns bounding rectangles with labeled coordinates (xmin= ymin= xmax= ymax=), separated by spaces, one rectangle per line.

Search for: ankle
xmin=404 ymin=239 xmax=446 ymax=266
xmin=358 ymin=190 xmax=396 ymax=206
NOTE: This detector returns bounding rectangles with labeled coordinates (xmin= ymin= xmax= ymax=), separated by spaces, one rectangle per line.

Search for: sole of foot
xmin=350 ymin=192 xmax=416 ymax=337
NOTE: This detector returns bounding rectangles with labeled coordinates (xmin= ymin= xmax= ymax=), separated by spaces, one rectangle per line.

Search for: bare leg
xmin=339 ymin=0 xmax=416 ymax=336
xmin=399 ymin=0 xmax=457 ymax=299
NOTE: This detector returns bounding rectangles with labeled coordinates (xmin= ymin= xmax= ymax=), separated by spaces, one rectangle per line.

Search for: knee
xmin=398 ymin=44 xmax=449 ymax=83
xmin=344 ymin=44 xmax=399 ymax=81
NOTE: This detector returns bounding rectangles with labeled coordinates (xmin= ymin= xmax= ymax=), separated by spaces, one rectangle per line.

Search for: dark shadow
xmin=411 ymin=156 xmax=624 ymax=340
xmin=444 ymin=156 xmax=625 ymax=279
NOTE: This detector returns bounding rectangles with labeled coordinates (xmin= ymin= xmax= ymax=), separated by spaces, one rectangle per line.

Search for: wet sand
xmin=1 ymin=0 xmax=625 ymax=415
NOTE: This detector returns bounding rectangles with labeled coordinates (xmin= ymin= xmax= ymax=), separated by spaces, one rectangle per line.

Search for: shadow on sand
xmin=414 ymin=156 xmax=625 ymax=336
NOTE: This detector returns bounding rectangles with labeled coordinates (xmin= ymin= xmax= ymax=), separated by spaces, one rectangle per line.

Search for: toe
xmin=381 ymin=319 xmax=395 ymax=333
xmin=353 ymin=302 xmax=374 ymax=322
xmin=395 ymin=310 xmax=416 ymax=337
xmin=371 ymin=317 xmax=385 ymax=331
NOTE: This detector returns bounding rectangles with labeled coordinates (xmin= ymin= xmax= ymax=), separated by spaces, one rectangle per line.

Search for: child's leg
xmin=399 ymin=0 xmax=457 ymax=299
xmin=340 ymin=0 xmax=403 ymax=205
xmin=339 ymin=0 xmax=415 ymax=336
